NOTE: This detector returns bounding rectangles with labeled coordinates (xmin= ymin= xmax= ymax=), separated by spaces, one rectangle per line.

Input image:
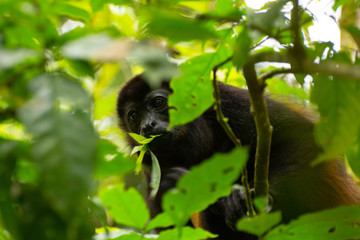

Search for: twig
xmin=212 ymin=58 xmax=256 ymax=217
xmin=252 ymin=51 xmax=360 ymax=81
xmin=258 ymin=68 xmax=293 ymax=82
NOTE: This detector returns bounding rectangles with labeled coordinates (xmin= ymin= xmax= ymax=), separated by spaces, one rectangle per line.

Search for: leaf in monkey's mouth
xmin=129 ymin=132 xmax=162 ymax=199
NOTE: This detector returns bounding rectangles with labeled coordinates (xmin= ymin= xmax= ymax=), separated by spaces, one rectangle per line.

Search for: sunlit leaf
xmin=51 ymin=1 xmax=91 ymax=23
xmin=237 ymin=211 xmax=281 ymax=236
xmin=147 ymin=9 xmax=218 ymax=42
xmin=99 ymin=185 xmax=150 ymax=230
xmin=146 ymin=212 xmax=175 ymax=232
xmin=168 ymin=49 xmax=231 ymax=128
xmin=157 ymin=227 xmax=217 ymax=240
xmin=264 ymin=206 xmax=360 ymax=240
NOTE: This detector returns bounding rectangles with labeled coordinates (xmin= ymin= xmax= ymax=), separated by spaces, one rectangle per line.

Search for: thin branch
xmin=212 ymin=59 xmax=256 ymax=217
xmin=252 ymin=51 xmax=360 ymax=81
xmin=243 ymin=60 xmax=273 ymax=200
xmin=258 ymin=68 xmax=294 ymax=82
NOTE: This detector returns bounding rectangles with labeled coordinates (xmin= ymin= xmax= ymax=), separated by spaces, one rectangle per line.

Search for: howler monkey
xmin=116 ymin=74 xmax=360 ymax=239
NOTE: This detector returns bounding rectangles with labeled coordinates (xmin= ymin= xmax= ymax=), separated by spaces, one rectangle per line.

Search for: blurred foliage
xmin=1 ymin=0 xmax=360 ymax=240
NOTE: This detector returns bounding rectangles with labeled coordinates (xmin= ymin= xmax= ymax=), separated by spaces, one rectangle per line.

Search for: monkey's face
xmin=117 ymin=76 xmax=210 ymax=168
xmin=124 ymin=88 xmax=171 ymax=139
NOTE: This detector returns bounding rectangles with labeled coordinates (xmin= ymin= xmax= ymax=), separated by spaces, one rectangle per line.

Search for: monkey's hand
xmin=216 ymin=187 xmax=250 ymax=231
xmin=154 ymin=167 xmax=188 ymax=209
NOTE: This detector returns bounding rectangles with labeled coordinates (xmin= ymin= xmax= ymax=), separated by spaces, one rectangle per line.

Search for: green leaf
xmin=147 ymin=9 xmax=218 ymax=42
xmin=114 ymin=232 xmax=155 ymax=240
xmin=162 ymin=148 xmax=248 ymax=226
xmin=311 ymin=75 xmax=360 ymax=163
xmin=131 ymin=146 xmax=142 ymax=155
xmin=15 ymin=160 xmax=38 ymax=184
xmin=333 ymin=0 xmax=353 ymax=11
xmin=95 ymin=139 xmax=136 ymax=179
xmin=149 ymin=151 xmax=161 ymax=199
xmin=57 ymin=59 xmax=95 ymax=79
xmin=51 ymin=1 xmax=91 ymax=23
xmin=129 ymin=133 xmax=160 ymax=145
xmin=91 ymin=0 xmax=132 ymax=13
xmin=247 ymin=0 xmax=290 ymax=36
xmin=99 ymin=185 xmax=150 ymax=230
xmin=18 ymin=74 xmax=97 ymax=219
xmin=215 ymin=0 xmax=236 ymax=14
xmin=129 ymin=133 xmax=162 ymax=174
xmin=237 ymin=211 xmax=281 ymax=236
xmin=146 ymin=212 xmax=175 ymax=232
xmin=135 ymin=148 xmax=147 ymax=174
xmin=267 ymin=78 xmax=308 ymax=100
xmin=233 ymin=26 xmax=252 ymax=70
xmin=346 ymin=132 xmax=360 ymax=178
xmin=264 ymin=206 xmax=360 ymax=240
xmin=157 ymin=227 xmax=217 ymax=240
xmin=168 ymin=51 xmax=230 ymax=128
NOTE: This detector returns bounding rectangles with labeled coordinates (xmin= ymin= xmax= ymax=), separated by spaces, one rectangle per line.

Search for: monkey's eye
xmin=128 ymin=110 xmax=138 ymax=122
xmin=152 ymin=97 xmax=166 ymax=109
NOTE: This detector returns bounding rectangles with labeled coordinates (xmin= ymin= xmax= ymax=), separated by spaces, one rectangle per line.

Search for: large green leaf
xmin=51 ymin=1 xmax=91 ymax=23
xmin=311 ymin=75 xmax=360 ymax=163
xmin=99 ymin=185 xmax=150 ymax=230
xmin=18 ymin=74 xmax=97 ymax=219
xmin=237 ymin=211 xmax=281 ymax=236
xmin=168 ymin=49 xmax=231 ymax=128
xmin=147 ymin=9 xmax=218 ymax=42
xmin=162 ymin=148 xmax=248 ymax=226
xmin=264 ymin=206 xmax=360 ymax=240
xmin=146 ymin=212 xmax=175 ymax=232
xmin=157 ymin=227 xmax=217 ymax=240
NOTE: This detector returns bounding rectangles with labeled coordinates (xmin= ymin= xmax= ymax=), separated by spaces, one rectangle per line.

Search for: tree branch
xmin=252 ymin=51 xmax=360 ymax=81
xmin=243 ymin=60 xmax=273 ymax=199
xmin=212 ymin=59 xmax=256 ymax=217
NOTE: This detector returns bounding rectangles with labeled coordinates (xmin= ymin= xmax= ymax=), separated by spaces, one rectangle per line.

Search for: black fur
xmin=117 ymin=74 xmax=360 ymax=239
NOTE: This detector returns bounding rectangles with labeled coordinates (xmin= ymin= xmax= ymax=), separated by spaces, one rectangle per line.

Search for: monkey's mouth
xmin=148 ymin=132 xmax=171 ymax=151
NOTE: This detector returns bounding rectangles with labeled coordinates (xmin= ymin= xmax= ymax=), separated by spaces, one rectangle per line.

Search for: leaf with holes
xmin=162 ymin=147 xmax=248 ymax=226
xmin=264 ymin=206 xmax=360 ymax=240
xmin=157 ymin=227 xmax=217 ymax=240
xmin=168 ymin=48 xmax=231 ymax=129
xmin=237 ymin=211 xmax=281 ymax=236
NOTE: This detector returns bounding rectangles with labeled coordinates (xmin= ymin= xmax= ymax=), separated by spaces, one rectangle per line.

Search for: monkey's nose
xmin=140 ymin=121 xmax=157 ymax=138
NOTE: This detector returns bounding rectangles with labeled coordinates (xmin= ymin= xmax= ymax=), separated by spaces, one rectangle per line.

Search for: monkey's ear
xmin=116 ymin=74 xmax=151 ymax=118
